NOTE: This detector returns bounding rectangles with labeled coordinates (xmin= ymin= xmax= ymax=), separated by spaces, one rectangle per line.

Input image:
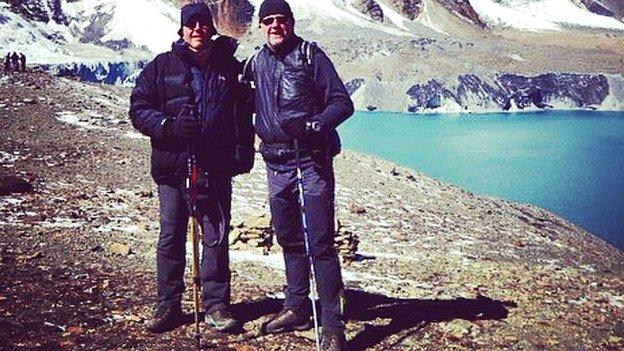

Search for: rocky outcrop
xmin=350 ymin=73 xmax=618 ymax=113
xmin=0 ymin=175 xmax=33 ymax=195
xmin=205 ymin=0 xmax=255 ymax=39
xmin=389 ymin=0 xmax=423 ymax=20
xmin=355 ymin=0 xmax=384 ymax=22
xmin=38 ymin=61 xmax=145 ymax=86
xmin=406 ymin=79 xmax=457 ymax=111
xmin=1 ymin=0 xmax=68 ymax=24
xmin=437 ymin=0 xmax=487 ymax=28
xmin=578 ymin=0 xmax=624 ymax=21
xmin=498 ymin=73 xmax=610 ymax=110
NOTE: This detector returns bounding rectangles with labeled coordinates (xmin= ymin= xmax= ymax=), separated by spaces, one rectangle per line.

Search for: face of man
xmin=182 ymin=15 xmax=214 ymax=52
xmin=260 ymin=14 xmax=293 ymax=49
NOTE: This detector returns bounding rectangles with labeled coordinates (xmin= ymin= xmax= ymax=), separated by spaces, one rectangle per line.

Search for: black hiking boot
xmin=260 ymin=308 xmax=312 ymax=334
xmin=205 ymin=308 xmax=238 ymax=333
xmin=145 ymin=305 xmax=182 ymax=333
xmin=321 ymin=329 xmax=346 ymax=351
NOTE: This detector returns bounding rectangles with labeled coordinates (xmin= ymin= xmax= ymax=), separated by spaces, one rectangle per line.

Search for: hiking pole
xmin=293 ymin=139 xmax=322 ymax=351
xmin=186 ymin=108 xmax=202 ymax=350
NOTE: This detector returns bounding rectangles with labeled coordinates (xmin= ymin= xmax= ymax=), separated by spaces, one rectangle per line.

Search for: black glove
xmin=168 ymin=112 xmax=200 ymax=140
xmin=279 ymin=117 xmax=307 ymax=139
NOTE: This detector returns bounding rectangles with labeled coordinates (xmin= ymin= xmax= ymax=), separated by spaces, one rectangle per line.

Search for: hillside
xmin=1 ymin=71 xmax=623 ymax=350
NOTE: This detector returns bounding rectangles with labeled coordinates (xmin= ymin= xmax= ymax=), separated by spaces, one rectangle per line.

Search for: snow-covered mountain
xmin=2 ymin=0 xmax=622 ymax=63
xmin=1 ymin=1 xmax=177 ymax=64
xmin=1 ymin=0 xmax=623 ymax=112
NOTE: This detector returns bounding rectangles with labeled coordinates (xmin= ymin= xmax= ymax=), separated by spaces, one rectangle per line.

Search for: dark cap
xmin=178 ymin=2 xmax=215 ymax=36
xmin=258 ymin=0 xmax=293 ymax=21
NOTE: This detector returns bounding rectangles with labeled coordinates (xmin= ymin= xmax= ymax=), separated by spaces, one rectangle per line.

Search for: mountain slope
xmin=0 ymin=0 xmax=179 ymax=64
xmin=2 ymin=0 xmax=623 ymax=112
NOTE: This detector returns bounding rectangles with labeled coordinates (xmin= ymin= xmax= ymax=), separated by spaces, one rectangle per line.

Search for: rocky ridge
xmin=1 ymin=72 xmax=623 ymax=350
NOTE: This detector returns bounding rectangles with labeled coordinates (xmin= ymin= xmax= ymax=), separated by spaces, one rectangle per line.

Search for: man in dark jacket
xmin=129 ymin=3 xmax=254 ymax=334
xmin=246 ymin=1 xmax=354 ymax=350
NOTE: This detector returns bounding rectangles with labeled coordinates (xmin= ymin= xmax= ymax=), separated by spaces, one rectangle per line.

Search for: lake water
xmin=338 ymin=110 xmax=624 ymax=250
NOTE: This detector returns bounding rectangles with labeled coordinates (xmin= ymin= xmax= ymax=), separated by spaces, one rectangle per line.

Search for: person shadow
xmin=231 ymin=288 xmax=516 ymax=350
xmin=344 ymin=289 xmax=516 ymax=350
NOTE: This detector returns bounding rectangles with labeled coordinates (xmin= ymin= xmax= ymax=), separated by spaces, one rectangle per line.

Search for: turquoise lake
xmin=338 ymin=110 xmax=624 ymax=250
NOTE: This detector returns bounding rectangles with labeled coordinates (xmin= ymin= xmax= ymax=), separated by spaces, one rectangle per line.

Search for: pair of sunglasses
xmin=184 ymin=18 xmax=212 ymax=28
xmin=261 ymin=16 xmax=289 ymax=26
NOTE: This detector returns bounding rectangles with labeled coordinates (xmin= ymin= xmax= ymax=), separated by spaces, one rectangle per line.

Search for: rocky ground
xmin=1 ymin=71 xmax=623 ymax=350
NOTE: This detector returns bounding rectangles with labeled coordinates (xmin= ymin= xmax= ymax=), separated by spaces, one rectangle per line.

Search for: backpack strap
xmin=240 ymin=48 xmax=260 ymax=86
xmin=299 ymin=40 xmax=318 ymax=75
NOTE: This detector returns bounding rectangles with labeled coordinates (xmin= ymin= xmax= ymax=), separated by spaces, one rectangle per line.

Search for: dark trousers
xmin=267 ymin=159 xmax=345 ymax=331
xmin=156 ymin=179 xmax=231 ymax=313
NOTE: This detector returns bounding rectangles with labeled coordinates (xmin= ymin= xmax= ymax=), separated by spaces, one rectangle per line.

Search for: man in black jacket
xmin=246 ymin=1 xmax=354 ymax=350
xmin=129 ymin=3 xmax=254 ymax=334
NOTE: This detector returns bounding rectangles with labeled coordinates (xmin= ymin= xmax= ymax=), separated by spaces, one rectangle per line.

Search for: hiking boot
xmin=145 ymin=305 xmax=182 ymax=333
xmin=260 ymin=308 xmax=312 ymax=334
xmin=205 ymin=308 xmax=238 ymax=333
xmin=321 ymin=329 xmax=346 ymax=351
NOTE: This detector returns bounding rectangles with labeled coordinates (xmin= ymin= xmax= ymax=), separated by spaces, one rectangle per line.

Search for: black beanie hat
xmin=178 ymin=2 xmax=215 ymax=36
xmin=258 ymin=0 xmax=293 ymax=21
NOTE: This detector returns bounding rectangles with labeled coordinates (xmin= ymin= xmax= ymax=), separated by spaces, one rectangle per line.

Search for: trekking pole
xmin=186 ymin=107 xmax=202 ymax=350
xmin=293 ymin=139 xmax=322 ymax=351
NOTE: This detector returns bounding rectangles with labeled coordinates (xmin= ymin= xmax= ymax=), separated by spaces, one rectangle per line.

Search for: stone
xmin=349 ymin=203 xmax=366 ymax=214
xmin=108 ymin=243 xmax=131 ymax=256
xmin=440 ymin=320 xmax=473 ymax=340
xmin=0 ymin=175 xmax=33 ymax=195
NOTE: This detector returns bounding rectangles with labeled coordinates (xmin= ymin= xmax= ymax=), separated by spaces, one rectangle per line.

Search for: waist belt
xmin=259 ymin=139 xmax=323 ymax=164
xmin=261 ymin=139 xmax=316 ymax=151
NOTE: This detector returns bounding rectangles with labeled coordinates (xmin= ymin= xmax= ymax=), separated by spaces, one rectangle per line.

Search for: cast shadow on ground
xmin=224 ymin=288 xmax=516 ymax=348
xmin=344 ymin=289 xmax=517 ymax=350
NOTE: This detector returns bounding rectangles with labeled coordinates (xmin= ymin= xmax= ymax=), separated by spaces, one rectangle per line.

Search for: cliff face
xmin=379 ymin=73 xmax=615 ymax=113
xmin=578 ymin=0 xmax=624 ymax=20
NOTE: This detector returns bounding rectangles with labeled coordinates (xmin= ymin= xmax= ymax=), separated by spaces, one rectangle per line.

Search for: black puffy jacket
xmin=129 ymin=38 xmax=254 ymax=183
xmin=249 ymin=36 xmax=354 ymax=159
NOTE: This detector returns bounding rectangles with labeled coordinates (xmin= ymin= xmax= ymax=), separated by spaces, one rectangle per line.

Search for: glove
xmin=168 ymin=112 xmax=200 ymax=140
xmin=279 ymin=117 xmax=307 ymax=139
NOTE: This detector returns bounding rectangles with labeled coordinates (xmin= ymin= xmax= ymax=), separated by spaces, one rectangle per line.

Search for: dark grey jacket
xmin=249 ymin=36 xmax=353 ymax=163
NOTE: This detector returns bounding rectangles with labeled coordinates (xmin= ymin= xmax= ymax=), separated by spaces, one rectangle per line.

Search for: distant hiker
xmin=10 ymin=52 xmax=19 ymax=71
xmin=242 ymin=0 xmax=354 ymax=350
xmin=129 ymin=3 xmax=254 ymax=334
xmin=19 ymin=53 xmax=26 ymax=72
xmin=3 ymin=53 xmax=10 ymax=75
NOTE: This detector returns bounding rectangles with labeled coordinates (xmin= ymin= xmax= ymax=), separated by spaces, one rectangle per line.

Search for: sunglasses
xmin=261 ymin=16 xmax=289 ymax=26
xmin=184 ymin=18 xmax=212 ymax=29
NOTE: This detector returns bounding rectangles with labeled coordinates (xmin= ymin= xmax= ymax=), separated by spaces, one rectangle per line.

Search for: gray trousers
xmin=267 ymin=159 xmax=345 ymax=331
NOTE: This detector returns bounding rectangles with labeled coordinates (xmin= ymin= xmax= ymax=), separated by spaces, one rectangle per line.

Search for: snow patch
xmin=55 ymin=111 xmax=105 ymax=130
xmin=124 ymin=131 xmax=148 ymax=140
xmin=470 ymin=0 xmax=624 ymax=31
